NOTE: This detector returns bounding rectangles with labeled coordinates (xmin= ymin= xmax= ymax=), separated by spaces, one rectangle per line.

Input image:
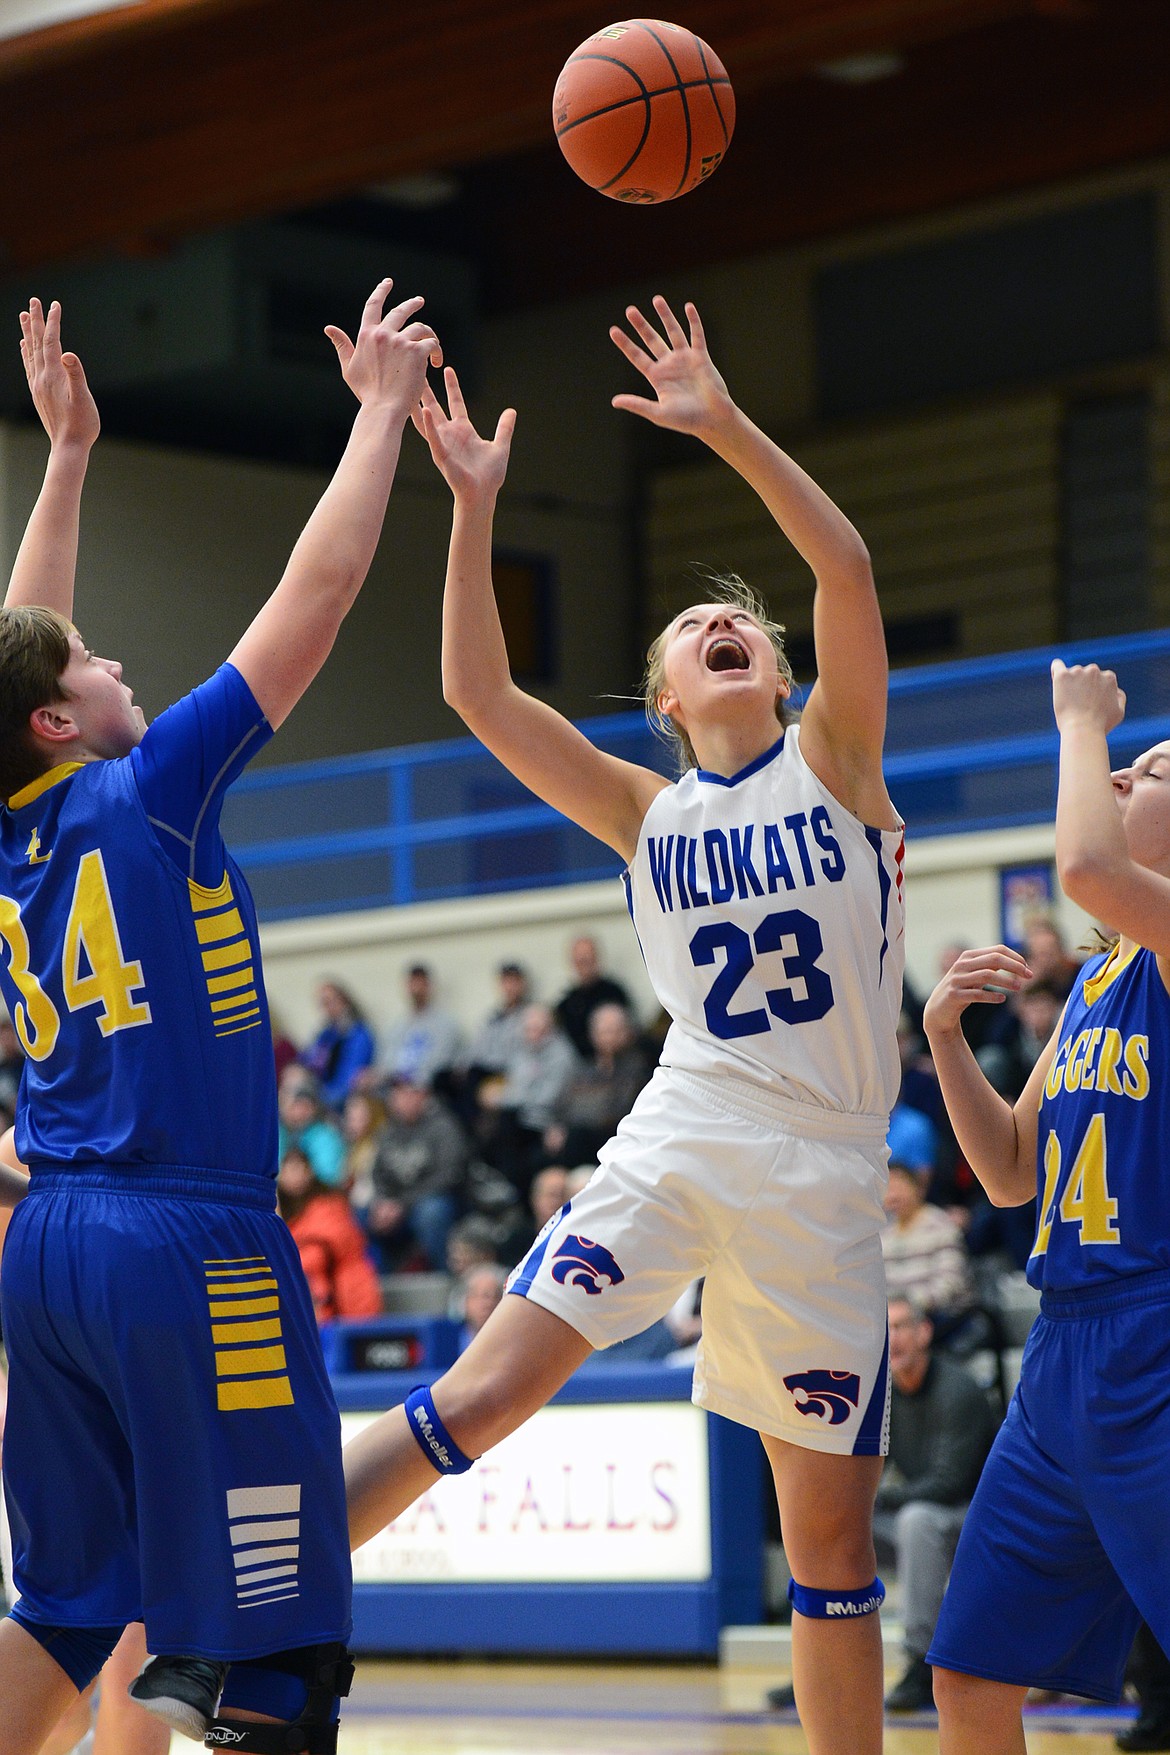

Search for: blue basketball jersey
xmin=0 ymin=663 xmax=277 ymax=1181
xmin=1028 ymin=942 xmax=1170 ymax=1292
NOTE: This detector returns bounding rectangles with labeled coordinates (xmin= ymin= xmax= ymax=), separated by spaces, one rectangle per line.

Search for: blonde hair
xmin=0 ymin=606 xmax=73 ymax=800
xmin=642 ymin=573 xmax=797 ymax=772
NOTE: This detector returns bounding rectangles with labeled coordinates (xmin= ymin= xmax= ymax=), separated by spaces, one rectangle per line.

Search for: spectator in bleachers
xmin=461 ymin=961 xmax=531 ymax=1095
xmin=380 ymin=962 xmax=463 ymax=1093
xmin=277 ymin=1064 xmax=347 ymax=1187
xmin=270 ymin=1010 xmax=300 ymax=1086
xmin=564 ymin=1163 xmax=596 ymax=1200
xmin=542 ymin=1001 xmax=652 ymax=1166
xmin=446 ymin=1213 xmax=501 ymax=1282
xmin=874 ymin=1296 xmax=997 ymax=1712
xmin=301 ymin=978 xmax=375 ymax=1111
xmin=531 ymin=1164 xmax=569 ymax=1228
xmin=1021 ymin=912 xmax=1081 ymax=1001
xmin=456 ymin=1263 xmax=508 ymax=1353
xmin=887 ymin=1099 xmax=938 ymax=1178
xmin=276 ymin=1145 xmax=383 ymax=1323
xmin=365 ymin=1074 xmax=468 ymax=1270
xmin=339 ymin=1086 xmax=386 ymax=1209
xmin=480 ymin=1002 xmax=579 ymax=1194
xmin=505 ymin=1163 xmax=570 ymax=1260
xmin=554 ymin=934 xmax=632 ymax=1060
xmin=882 ymin=1162 xmax=977 ymax=1339
xmin=1001 ymin=975 xmax=1067 ymax=1095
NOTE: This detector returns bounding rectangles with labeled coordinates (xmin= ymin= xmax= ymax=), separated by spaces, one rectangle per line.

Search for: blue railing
xmin=222 ymin=630 xmax=1170 ymax=921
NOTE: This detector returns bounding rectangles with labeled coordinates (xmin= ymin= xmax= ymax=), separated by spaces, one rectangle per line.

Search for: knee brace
xmin=403 ymin=1384 xmax=475 ymax=1475
xmin=788 ymin=1577 xmax=885 ymax=1620
xmin=7 ymin=1604 xmax=122 ymax=1691
xmin=206 ymin=1642 xmax=354 ymax=1753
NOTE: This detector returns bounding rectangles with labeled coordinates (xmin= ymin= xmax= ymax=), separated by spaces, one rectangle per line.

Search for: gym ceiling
xmin=1 ymin=0 xmax=1168 ymax=307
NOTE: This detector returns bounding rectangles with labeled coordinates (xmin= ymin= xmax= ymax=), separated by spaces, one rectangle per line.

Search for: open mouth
xmin=705 ymin=636 xmax=750 ymax=673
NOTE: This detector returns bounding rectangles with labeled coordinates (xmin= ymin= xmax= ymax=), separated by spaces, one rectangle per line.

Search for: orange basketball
xmin=552 ymin=19 xmax=734 ymax=204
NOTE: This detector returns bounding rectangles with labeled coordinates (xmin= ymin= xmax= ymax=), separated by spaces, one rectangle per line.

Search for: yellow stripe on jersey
xmin=217 ymin=1378 xmax=296 ymax=1412
xmin=201 ymin=941 xmax=252 ymax=972
xmin=1083 ymin=940 xmax=1141 ymax=1006
xmin=207 ymin=967 xmax=255 ymax=994
xmin=188 ymin=874 xmax=263 ymax=1038
xmin=204 ymin=1258 xmax=295 ymax=1412
xmin=210 ymin=989 xmax=258 ymax=1013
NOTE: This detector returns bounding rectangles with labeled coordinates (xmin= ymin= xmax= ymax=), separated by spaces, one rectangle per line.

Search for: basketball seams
xmin=693 ymin=34 xmax=729 ymax=150
xmin=555 ymin=74 xmax=732 ymax=140
xmin=634 ymin=20 xmax=692 ymax=197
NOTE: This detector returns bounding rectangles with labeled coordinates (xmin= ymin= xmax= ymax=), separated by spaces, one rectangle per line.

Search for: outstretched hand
xmin=20 ymin=298 xmax=100 ymax=451
xmin=410 ymin=366 xmax=516 ymax=501
xmin=609 ymin=296 xmax=733 ymax=437
xmin=325 ymin=279 xmax=443 ymax=415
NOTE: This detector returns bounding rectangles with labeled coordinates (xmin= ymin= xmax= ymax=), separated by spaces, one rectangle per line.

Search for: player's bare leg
xmin=934 ymin=1667 xmax=1028 ymax=1755
xmin=346 ymin=1296 xmax=592 ymax=1547
xmin=93 ymin=1625 xmax=168 ymax=1755
xmin=0 ymin=1618 xmax=85 ymax=1755
xmin=763 ymin=1438 xmax=884 ymax=1755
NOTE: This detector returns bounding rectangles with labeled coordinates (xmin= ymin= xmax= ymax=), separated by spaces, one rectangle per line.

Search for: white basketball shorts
xmin=508 ymin=1064 xmax=891 ymax=1455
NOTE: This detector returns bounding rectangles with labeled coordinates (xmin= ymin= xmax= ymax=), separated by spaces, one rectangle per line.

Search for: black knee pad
xmin=205 ymin=1642 xmax=354 ymax=1753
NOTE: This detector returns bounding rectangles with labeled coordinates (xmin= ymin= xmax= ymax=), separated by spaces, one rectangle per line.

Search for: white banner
xmin=346 ymin=1401 xmax=712 ymax=1584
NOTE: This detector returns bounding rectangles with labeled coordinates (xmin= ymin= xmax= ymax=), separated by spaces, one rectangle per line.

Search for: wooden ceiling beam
xmin=0 ymin=0 xmax=1043 ymax=270
xmin=468 ymin=2 xmax=1170 ymax=308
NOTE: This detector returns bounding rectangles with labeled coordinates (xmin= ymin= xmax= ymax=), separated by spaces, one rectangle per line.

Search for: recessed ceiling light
xmin=365 ymin=172 xmax=461 ymax=210
xmin=816 ymin=51 xmax=906 ymax=84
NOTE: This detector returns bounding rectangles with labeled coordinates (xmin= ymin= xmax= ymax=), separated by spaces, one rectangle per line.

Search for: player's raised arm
xmin=923 ymin=946 xmax=1053 ymax=1207
xmin=1050 ymin=661 xmax=1170 ymax=957
xmin=414 ymin=367 xmax=668 ymax=862
xmin=611 ymin=296 xmax=893 ymax=825
xmin=4 ymin=298 xmax=100 ymax=617
xmin=229 ymin=280 xmax=441 ymax=730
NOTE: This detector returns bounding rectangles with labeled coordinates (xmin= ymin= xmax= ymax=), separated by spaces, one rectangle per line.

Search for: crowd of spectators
xmin=0 ymin=914 xmax=1088 ymax=1347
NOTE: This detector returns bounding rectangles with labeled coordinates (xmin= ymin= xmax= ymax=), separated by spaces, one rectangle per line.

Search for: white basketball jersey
xmin=624 ymin=725 xmax=905 ymax=1117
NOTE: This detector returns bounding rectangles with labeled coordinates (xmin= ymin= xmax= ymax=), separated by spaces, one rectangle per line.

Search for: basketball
xmin=552 ymin=19 xmax=734 ymax=204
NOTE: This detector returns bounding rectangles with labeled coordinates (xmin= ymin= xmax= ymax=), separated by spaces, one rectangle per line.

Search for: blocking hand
xmin=20 ymin=298 xmax=100 ymax=451
xmin=411 ymin=366 xmax=516 ymax=501
xmin=325 ymin=279 xmax=443 ymax=415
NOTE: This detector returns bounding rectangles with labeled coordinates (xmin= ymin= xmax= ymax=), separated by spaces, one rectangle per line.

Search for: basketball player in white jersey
xmin=345 ymin=297 xmax=904 ymax=1755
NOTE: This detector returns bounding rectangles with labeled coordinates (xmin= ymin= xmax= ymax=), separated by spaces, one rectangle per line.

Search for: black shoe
xmin=1118 ymin=1709 xmax=1170 ymax=1752
xmin=764 ymin=1681 xmax=797 ymax=1710
xmin=129 ymin=1655 xmax=227 ymax=1742
xmin=885 ymin=1655 xmax=935 ymax=1713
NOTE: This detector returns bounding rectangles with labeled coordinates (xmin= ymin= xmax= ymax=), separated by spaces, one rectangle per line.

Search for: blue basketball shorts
xmin=1 ymin=1169 xmax=351 ymax=1660
xmin=929 ymin=1269 xmax=1170 ymax=1701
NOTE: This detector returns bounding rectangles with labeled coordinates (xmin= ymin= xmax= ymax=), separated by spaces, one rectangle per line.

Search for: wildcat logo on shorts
xmin=783 ymin=1368 xmax=861 ymax=1426
xmin=550 ymin=1234 xmax=625 ymax=1295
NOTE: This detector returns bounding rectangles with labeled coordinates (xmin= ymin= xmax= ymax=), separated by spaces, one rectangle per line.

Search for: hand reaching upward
xmin=19 ymin=298 xmax=99 ymax=452
xmin=609 ymin=296 xmax=732 ymax=439
xmin=411 ymin=367 xmax=516 ymax=502
xmin=325 ymin=279 xmax=443 ymax=417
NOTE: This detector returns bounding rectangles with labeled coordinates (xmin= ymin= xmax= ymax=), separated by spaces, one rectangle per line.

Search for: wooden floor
xmin=315 ymin=1659 xmax=1140 ymax=1754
